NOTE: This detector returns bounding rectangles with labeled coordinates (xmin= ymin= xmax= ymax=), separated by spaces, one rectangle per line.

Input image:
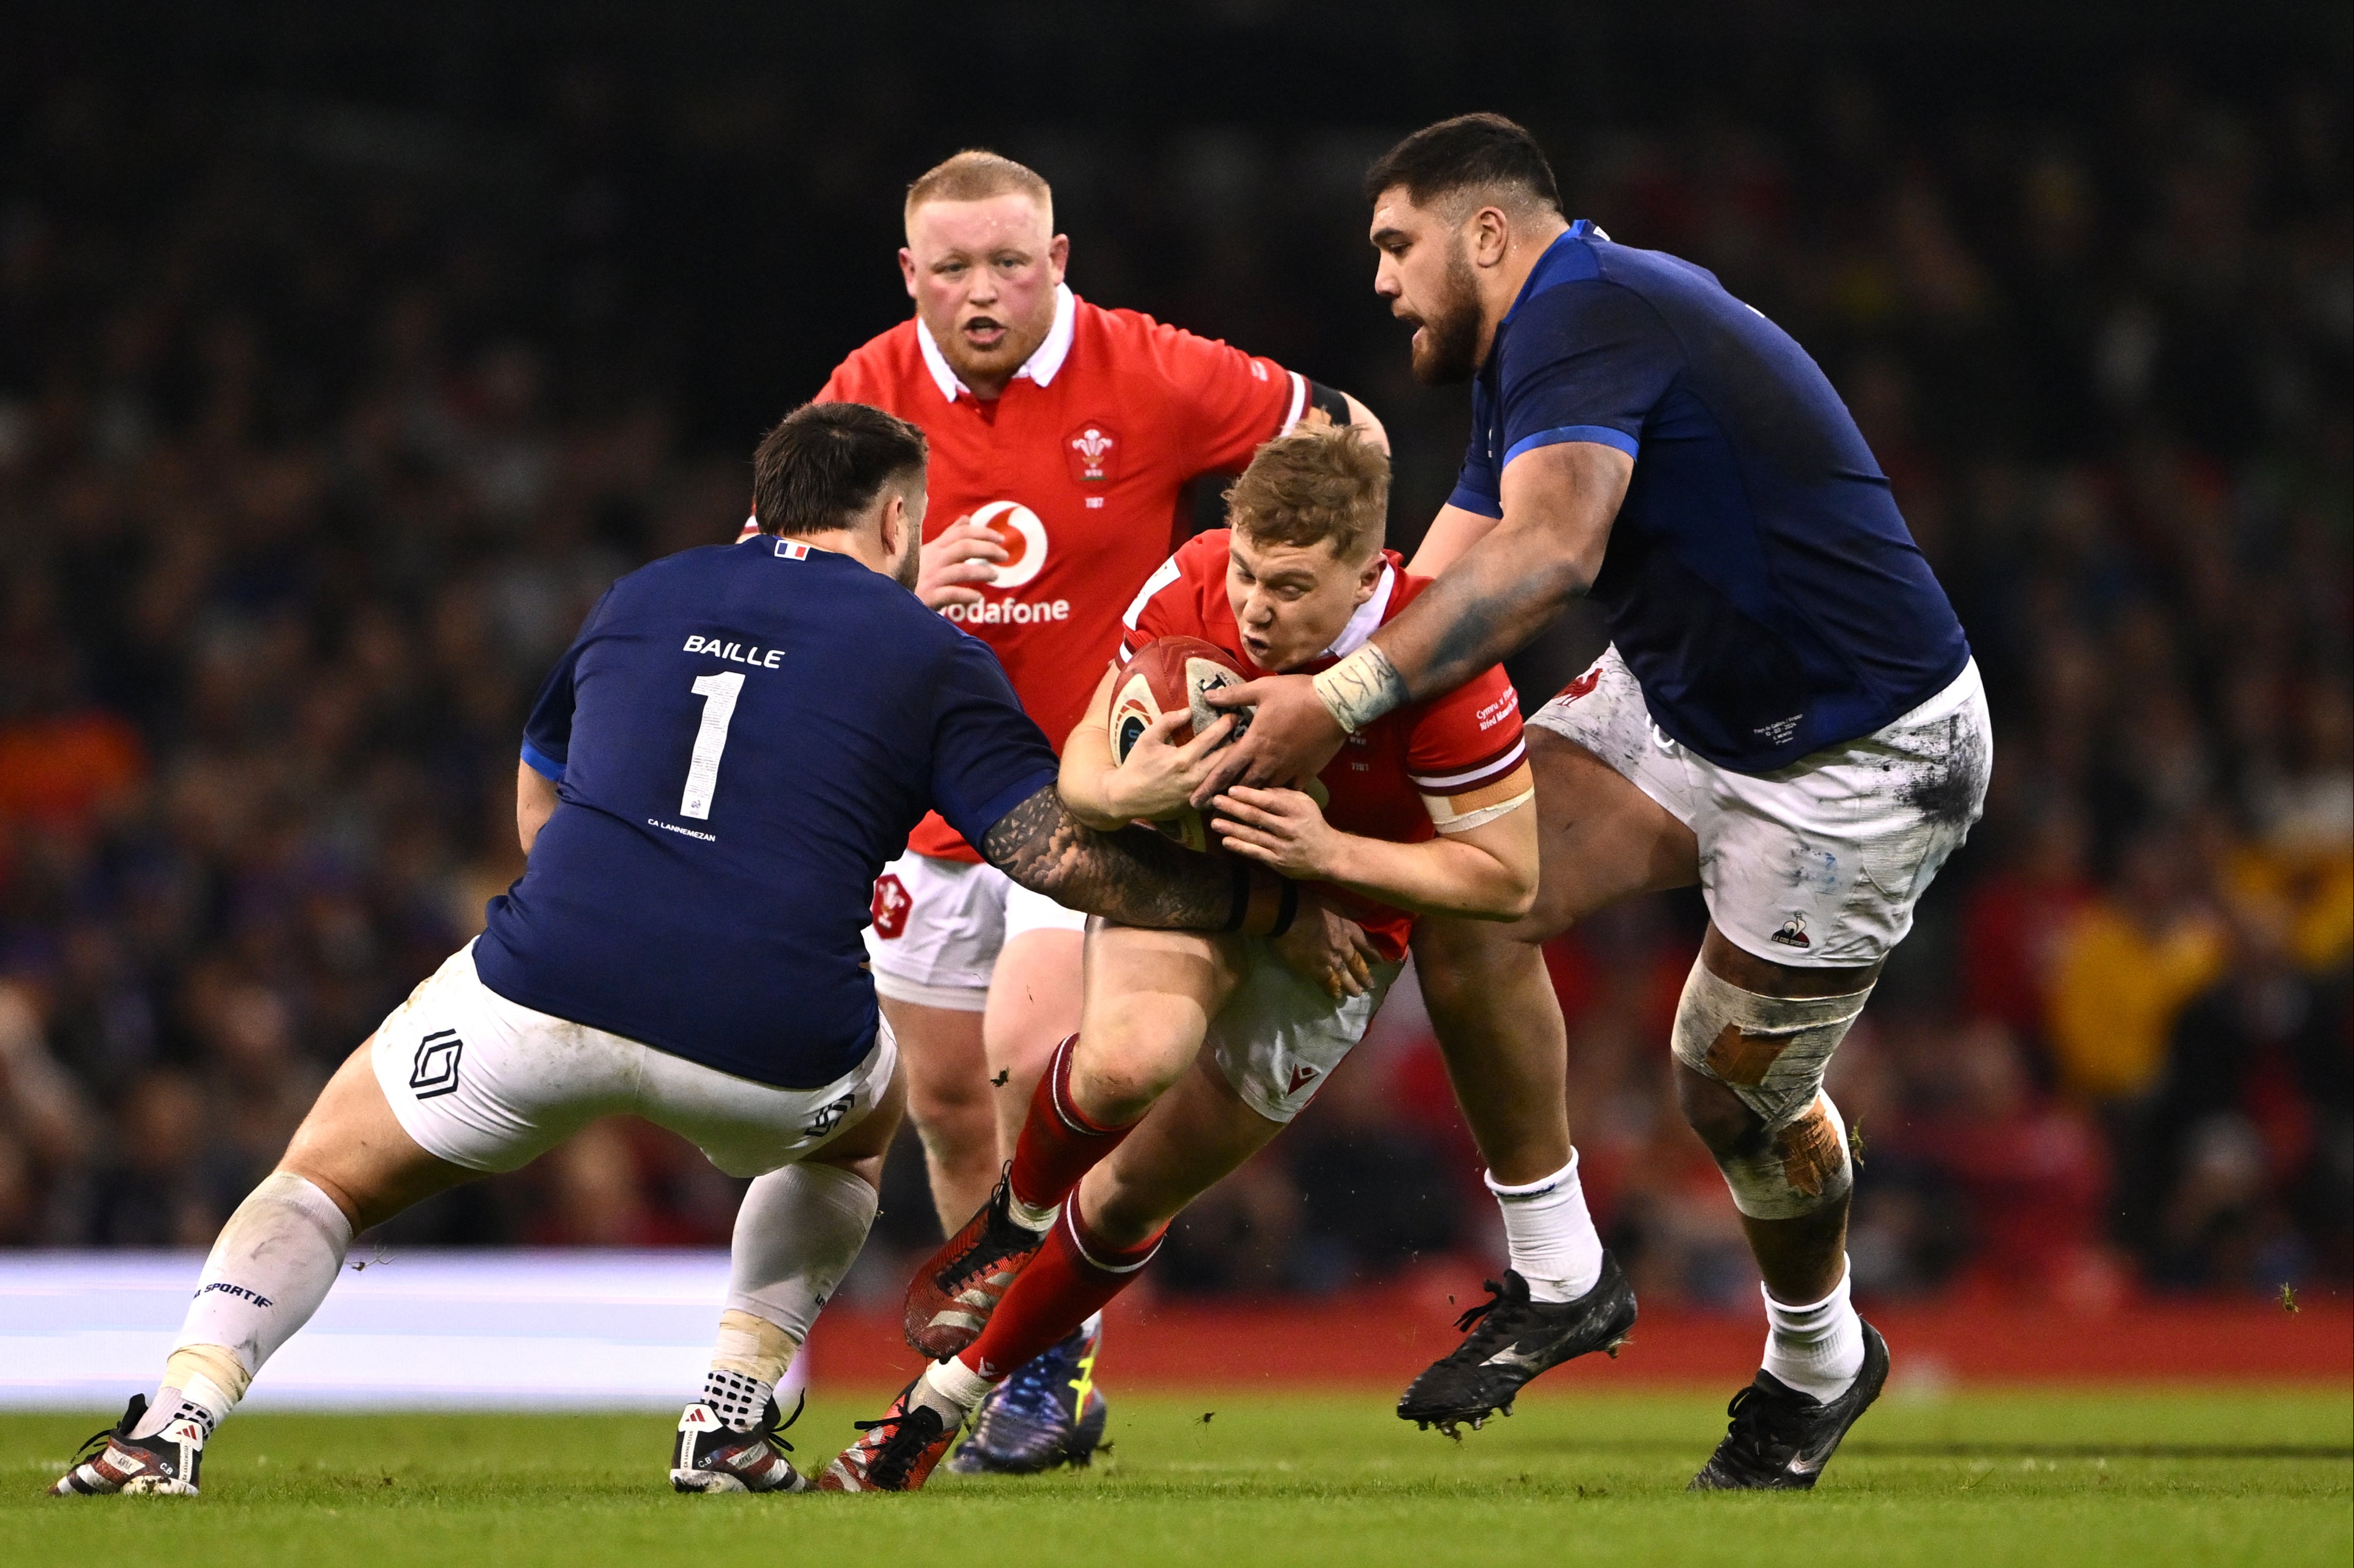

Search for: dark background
xmin=0 ymin=1 xmax=2345 ymax=1311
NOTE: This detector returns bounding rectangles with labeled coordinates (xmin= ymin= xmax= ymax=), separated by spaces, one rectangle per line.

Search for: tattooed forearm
xmin=981 ymin=785 xmax=1237 ymax=930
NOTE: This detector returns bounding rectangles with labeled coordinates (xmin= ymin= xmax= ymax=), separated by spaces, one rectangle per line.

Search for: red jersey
xmin=819 ymin=285 xmax=1304 ymax=861
xmin=1120 ymin=529 xmax=1528 ymax=960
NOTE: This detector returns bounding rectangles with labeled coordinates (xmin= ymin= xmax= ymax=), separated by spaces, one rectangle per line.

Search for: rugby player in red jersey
xmin=810 ymin=150 xmax=1386 ymax=1472
xmin=816 ymin=429 xmax=1575 ymax=1492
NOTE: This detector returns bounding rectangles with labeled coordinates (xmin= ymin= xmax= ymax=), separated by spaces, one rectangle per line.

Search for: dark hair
xmin=1225 ymin=426 xmax=1390 ymax=562
xmin=1363 ymin=113 xmax=1561 ymax=216
xmin=751 ymin=402 xmax=928 ymax=538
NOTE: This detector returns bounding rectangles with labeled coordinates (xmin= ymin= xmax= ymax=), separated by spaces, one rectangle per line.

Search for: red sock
xmin=961 ymin=1203 xmax=1163 ymax=1380
xmin=1006 ymin=1034 xmax=1135 ymax=1212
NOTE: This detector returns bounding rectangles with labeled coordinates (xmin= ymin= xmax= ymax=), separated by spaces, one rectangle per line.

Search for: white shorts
xmin=864 ymin=852 xmax=1088 ymax=1011
xmin=1530 ymin=649 xmax=1992 ymax=968
xmin=371 ymin=942 xmax=898 ymax=1178
xmin=1207 ymin=941 xmax=1406 ymax=1124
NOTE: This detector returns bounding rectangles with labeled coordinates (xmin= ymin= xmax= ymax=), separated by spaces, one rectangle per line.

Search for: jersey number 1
xmin=680 ymin=672 xmax=744 ymax=820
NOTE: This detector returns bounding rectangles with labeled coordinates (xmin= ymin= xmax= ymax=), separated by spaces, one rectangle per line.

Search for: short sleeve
xmin=1404 ymin=665 xmax=1527 ymax=798
xmin=519 ymin=590 xmax=615 ymax=782
xmin=926 ymin=634 xmax=1063 ymax=851
xmin=1496 ymin=281 xmax=1680 ymax=472
xmin=1117 ymin=533 xmax=1221 ymax=662
xmin=1152 ymin=322 xmax=1302 ymax=476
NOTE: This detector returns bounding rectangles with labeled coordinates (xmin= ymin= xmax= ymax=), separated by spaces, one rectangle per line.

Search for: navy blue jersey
xmin=475 ymin=536 xmax=1059 ymax=1089
xmin=1450 ymin=221 xmax=1970 ymax=772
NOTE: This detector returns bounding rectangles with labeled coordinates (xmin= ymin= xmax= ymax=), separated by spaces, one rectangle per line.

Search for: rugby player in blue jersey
xmin=1206 ymin=116 xmax=1993 ymax=1490
xmin=51 ymin=401 xmax=1349 ymax=1499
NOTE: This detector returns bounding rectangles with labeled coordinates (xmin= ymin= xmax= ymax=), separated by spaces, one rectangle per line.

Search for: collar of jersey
xmin=916 ymin=283 xmax=1078 ymax=403
xmin=1500 ymin=220 xmax=1606 ymax=331
xmin=1316 ymin=563 xmax=1395 ymax=663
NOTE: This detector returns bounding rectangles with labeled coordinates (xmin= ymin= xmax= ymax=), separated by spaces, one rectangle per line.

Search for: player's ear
xmin=1351 ymin=550 xmax=1383 ymax=605
xmin=1047 ymin=232 xmax=1070 ymax=284
xmin=899 ymin=247 xmax=919 ymax=299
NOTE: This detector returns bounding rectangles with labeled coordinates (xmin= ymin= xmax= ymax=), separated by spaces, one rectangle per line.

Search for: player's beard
xmin=891 ymin=528 xmax=922 ymax=592
xmin=1409 ymin=246 xmax=1484 ymax=387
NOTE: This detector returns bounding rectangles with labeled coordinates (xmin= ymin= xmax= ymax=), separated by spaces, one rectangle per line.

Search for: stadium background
xmin=0 ymin=0 xmax=2344 ymax=1376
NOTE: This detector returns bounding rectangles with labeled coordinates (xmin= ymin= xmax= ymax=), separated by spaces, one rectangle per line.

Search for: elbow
xmin=1461 ymin=855 xmax=1539 ymax=922
xmin=1539 ymin=547 xmax=1598 ymax=604
xmin=1471 ymin=877 xmax=1538 ymax=923
xmin=1348 ymin=401 xmax=1390 ymax=455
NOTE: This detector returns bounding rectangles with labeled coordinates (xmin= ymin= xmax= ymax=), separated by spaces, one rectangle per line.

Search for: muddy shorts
xmin=1529 ymin=650 xmax=1991 ymax=968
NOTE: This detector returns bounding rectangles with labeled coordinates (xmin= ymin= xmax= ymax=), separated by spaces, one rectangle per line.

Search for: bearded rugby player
xmin=808 ymin=149 xmax=1386 ymax=1472
xmin=1203 ymin=116 xmax=1991 ymax=1490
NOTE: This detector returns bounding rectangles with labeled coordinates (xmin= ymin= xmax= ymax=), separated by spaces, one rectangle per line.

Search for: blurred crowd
xmin=0 ymin=34 xmax=2344 ymax=1308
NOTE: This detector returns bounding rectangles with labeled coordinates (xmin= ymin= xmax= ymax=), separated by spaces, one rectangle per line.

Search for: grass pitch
xmin=8 ymin=1387 xmax=2348 ymax=1568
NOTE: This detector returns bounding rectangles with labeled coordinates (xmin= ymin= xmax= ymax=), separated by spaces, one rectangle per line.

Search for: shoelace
xmin=851 ymin=1398 xmax=948 ymax=1488
xmin=748 ymin=1390 xmax=807 ymax=1454
xmin=1717 ymin=1384 xmax=1800 ymax=1470
xmin=931 ymin=1177 xmax=1026 ymax=1291
xmin=1449 ymin=1279 xmax=1540 ymax=1358
xmin=69 ymin=1395 xmax=145 ymax=1464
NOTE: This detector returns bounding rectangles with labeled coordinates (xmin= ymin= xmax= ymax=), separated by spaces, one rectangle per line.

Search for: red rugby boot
xmin=816 ymin=1380 xmax=962 ymax=1493
xmin=902 ymin=1174 xmax=1047 ymax=1359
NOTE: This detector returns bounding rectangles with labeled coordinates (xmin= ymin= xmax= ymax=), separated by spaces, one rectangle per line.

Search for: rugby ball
xmin=1108 ymin=636 xmax=1252 ymax=852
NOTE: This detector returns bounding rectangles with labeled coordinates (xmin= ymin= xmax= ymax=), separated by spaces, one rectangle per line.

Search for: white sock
xmin=1761 ymin=1257 xmax=1864 ymax=1402
xmin=134 ymin=1172 xmax=353 ymax=1437
xmin=918 ymin=1355 xmax=995 ymax=1418
xmin=724 ymin=1162 xmax=878 ymax=1348
xmin=1486 ymin=1153 xmax=1604 ymax=1303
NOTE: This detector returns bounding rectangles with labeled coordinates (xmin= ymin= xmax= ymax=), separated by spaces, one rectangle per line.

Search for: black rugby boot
xmin=1689 ymin=1319 xmax=1890 ymax=1491
xmin=1396 ymin=1255 xmax=1638 ymax=1436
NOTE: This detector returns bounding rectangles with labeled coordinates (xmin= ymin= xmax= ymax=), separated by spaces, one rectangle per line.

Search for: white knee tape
xmin=1671 ymin=962 xmax=1869 ymax=1219
xmin=1719 ymin=1091 xmax=1853 ymax=1219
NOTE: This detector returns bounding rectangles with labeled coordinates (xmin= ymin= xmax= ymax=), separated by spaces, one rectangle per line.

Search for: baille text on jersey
xmin=683 ymin=634 xmax=785 ymax=668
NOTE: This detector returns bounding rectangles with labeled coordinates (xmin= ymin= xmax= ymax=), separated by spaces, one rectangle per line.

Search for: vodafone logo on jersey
xmin=970 ymin=500 xmax=1048 ymax=589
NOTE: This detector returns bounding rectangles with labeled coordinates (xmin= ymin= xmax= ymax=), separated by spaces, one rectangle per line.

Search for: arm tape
xmin=1306 ymin=380 xmax=1352 ymax=426
xmin=1312 ymin=643 xmax=1409 ymax=733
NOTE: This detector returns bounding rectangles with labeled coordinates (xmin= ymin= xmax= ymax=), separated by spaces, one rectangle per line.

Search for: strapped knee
xmin=1670 ymin=961 xmax=1870 ymax=1219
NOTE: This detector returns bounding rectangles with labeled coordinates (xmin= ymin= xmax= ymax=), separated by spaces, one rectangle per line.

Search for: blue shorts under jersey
xmin=1450 ymin=221 xmax=1970 ymax=773
xmin=474 ymin=537 xmax=1059 ymax=1090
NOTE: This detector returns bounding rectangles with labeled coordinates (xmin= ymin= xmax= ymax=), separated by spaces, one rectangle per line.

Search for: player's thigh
xmin=1080 ymin=1050 xmax=1284 ymax=1245
xmin=637 ymin=1024 xmax=902 ymax=1180
xmin=1515 ymin=725 xmax=1699 ymax=940
xmin=367 ymin=943 xmax=636 ymax=1187
xmin=880 ymin=996 xmax=990 ymax=1128
xmin=805 ymin=1055 xmax=908 ymax=1189
xmin=984 ymin=925 xmax=1085 ymax=1073
xmin=281 ymin=1037 xmax=476 ymax=1232
xmin=1072 ymin=923 xmax=1244 ymax=1117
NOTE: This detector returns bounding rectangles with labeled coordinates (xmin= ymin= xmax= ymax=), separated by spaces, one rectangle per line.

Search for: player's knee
xmin=905 ymin=1081 xmax=993 ymax=1166
xmin=1667 ymin=953 xmax=1869 ymax=1218
xmin=1066 ymin=1056 xmax=1171 ymax=1128
xmin=1411 ymin=916 xmax=1540 ymax=1016
xmin=1717 ymin=1093 xmax=1853 ymax=1219
xmin=1674 ymin=1063 xmax=1758 ymax=1157
xmin=1067 ymin=1020 xmax=1192 ymax=1125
